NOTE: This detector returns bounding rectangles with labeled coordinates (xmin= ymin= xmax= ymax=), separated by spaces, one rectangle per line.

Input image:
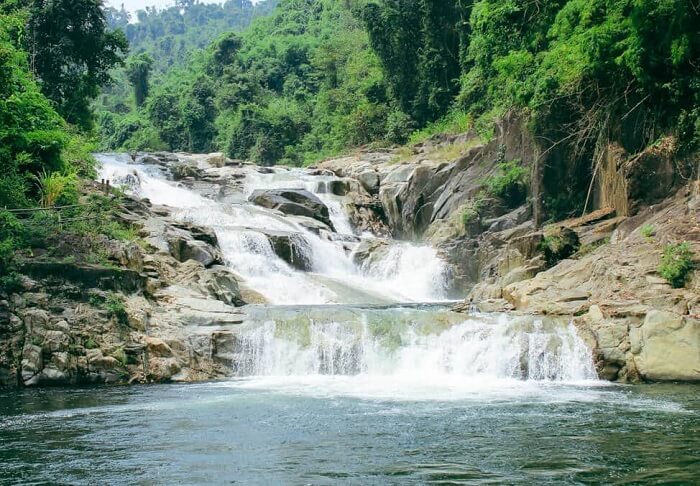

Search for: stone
xmin=148 ymin=357 xmax=181 ymax=381
xmin=43 ymin=330 xmax=70 ymax=353
xmin=168 ymin=234 xmax=221 ymax=267
xmin=260 ymin=230 xmax=313 ymax=271
xmin=249 ymin=189 xmax=334 ymax=229
xmin=357 ymin=171 xmax=380 ymax=195
xmin=635 ymin=311 xmax=700 ymax=381
xmin=144 ymin=337 xmax=173 ymax=358
xmin=21 ymin=344 xmax=43 ymax=383
xmin=205 ymin=152 xmax=226 ymax=167
xmin=22 ymin=309 xmax=49 ymax=334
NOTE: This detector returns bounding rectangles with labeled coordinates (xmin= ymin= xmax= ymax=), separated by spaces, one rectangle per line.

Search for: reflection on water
xmin=1 ymin=383 xmax=698 ymax=484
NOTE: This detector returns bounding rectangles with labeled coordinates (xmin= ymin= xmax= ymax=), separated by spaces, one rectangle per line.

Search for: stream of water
xmin=1 ymin=153 xmax=697 ymax=484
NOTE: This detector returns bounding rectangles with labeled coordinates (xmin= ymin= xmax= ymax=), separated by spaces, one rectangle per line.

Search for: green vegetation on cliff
xmin=0 ymin=2 xmax=129 ymax=290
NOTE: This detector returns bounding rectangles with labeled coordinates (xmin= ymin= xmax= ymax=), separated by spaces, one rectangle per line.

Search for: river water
xmin=1 ymin=383 xmax=698 ymax=484
xmin=1 ymin=154 xmax=697 ymax=484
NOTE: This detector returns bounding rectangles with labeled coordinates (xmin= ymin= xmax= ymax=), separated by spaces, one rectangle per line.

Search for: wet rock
xmin=261 ymin=230 xmax=313 ymax=271
xmin=167 ymin=234 xmax=222 ymax=268
xmin=357 ymin=170 xmax=380 ymax=195
xmin=352 ymin=239 xmax=390 ymax=267
xmin=249 ymin=189 xmax=334 ymax=229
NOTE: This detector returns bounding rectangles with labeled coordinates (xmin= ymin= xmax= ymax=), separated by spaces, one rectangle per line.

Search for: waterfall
xmin=95 ymin=152 xmax=599 ymax=387
xmin=230 ymin=309 xmax=597 ymax=382
xmin=96 ymin=154 xmax=448 ymax=305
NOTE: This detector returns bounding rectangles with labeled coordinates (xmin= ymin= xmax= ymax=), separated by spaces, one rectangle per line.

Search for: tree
xmin=26 ymin=0 xmax=128 ymax=129
xmin=126 ymin=53 xmax=154 ymax=107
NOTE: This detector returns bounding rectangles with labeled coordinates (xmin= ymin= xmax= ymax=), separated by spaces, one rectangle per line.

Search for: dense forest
xmin=97 ymin=0 xmax=279 ymax=123
xmin=3 ymin=0 xmax=699 ymax=216
xmin=97 ymin=0 xmax=699 ymax=174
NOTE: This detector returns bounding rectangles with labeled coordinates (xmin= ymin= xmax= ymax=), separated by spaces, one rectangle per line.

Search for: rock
xmin=171 ymin=163 xmax=201 ymax=180
xmin=144 ymin=337 xmax=173 ymax=358
xmin=148 ymin=357 xmax=181 ymax=381
xmin=635 ymin=311 xmax=700 ymax=381
xmin=201 ymin=266 xmax=246 ymax=307
xmin=352 ymin=239 xmax=390 ymax=267
xmin=249 ymin=189 xmax=334 ymax=229
xmin=43 ymin=330 xmax=70 ymax=353
xmin=357 ymin=171 xmax=380 ymax=195
xmin=22 ymin=309 xmax=49 ymax=335
xmin=205 ymin=152 xmax=226 ymax=168
xmin=262 ymin=230 xmax=313 ymax=271
xmin=21 ymin=344 xmax=43 ymax=384
xmin=168 ymin=234 xmax=221 ymax=267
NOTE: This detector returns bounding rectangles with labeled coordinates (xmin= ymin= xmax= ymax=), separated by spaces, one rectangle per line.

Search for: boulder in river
xmin=249 ymin=189 xmax=334 ymax=230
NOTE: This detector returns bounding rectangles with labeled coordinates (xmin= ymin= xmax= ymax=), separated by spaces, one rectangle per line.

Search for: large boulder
xmin=632 ymin=311 xmax=700 ymax=382
xmin=249 ymin=189 xmax=334 ymax=229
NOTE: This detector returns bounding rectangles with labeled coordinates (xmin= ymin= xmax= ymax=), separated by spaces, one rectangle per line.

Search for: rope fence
xmin=2 ymin=180 xmax=113 ymax=230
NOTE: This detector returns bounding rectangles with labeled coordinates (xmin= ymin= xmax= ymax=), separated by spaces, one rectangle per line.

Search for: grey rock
xmin=249 ymin=189 xmax=334 ymax=229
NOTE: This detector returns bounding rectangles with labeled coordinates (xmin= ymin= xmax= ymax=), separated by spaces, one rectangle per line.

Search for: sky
xmin=106 ymin=1 xmax=224 ymax=15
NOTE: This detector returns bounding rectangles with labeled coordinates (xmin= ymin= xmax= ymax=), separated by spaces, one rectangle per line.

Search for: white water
xmin=229 ymin=310 xmax=600 ymax=400
xmin=96 ymin=153 xmax=600 ymax=391
xmin=96 ymin=154 xmax=449 ymax=304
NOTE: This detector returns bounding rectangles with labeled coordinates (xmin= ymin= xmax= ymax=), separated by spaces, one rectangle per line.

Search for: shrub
xmin=461 ymin=196 xmax=486 ymax=227
xmin=34 ymin=171 xmax=78 ymax=208
xmin=659 ymin=242 xmax=695 ymax=288
xmin=385 ymin=111 xmax=416 ymax=144
xmin=484 ymin=160 xmax=529 ymax=208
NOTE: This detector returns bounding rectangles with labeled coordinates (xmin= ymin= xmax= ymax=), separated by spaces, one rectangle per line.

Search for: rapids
xmin=96 ymin=152 xmax=599 ymax=388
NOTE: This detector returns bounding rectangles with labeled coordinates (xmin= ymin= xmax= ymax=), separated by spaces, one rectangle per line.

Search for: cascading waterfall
xmin=231 ymin=309 xmax=597 ymax=382
xmin=96 ymin=152 xmax=599 ymax=388
xmin=96 ymin=154 xmax=449 ymax=304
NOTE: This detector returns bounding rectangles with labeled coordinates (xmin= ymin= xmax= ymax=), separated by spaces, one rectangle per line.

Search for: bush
xmin=541 ymin=227 xmax=580 ymax=266
xmin=385 ymin=111 xmax=416 ymax=144
xmin=461 ymin=196 xmax=486 ymax=227
xmin=659 ymin=242 xmax=695 ymax=288
xmin=485 ymin=160 xmax=530 ymax=208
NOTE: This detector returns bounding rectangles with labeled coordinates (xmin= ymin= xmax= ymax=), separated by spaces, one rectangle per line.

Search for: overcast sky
xmin=106 ymin=1 xmax=224 ymax=15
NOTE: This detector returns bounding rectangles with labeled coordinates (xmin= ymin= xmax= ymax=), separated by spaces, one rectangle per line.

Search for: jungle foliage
xmin=98 ymin=0 xmax=698 ymax=180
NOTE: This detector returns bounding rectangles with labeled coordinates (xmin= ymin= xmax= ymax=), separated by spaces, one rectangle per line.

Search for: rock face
xmin=0 ymin=191 xmax=249 ymax=388
xmin=249 ymin=189 xmax=334 ymax=229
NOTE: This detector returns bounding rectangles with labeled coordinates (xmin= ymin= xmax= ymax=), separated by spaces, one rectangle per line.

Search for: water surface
xmin=1 ymin=382 xmax=698 ymax=484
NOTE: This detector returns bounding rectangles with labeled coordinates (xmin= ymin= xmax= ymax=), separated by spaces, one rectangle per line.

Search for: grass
xmin=640 ymin=224 xmax=656 ymax=240
xmin=483 ymin=160 xmax=530 ymax=208
xmin=461 ymin=195 xmax=487 ymax=227
xmin=105 ymin=293 xmax=129 ymax=325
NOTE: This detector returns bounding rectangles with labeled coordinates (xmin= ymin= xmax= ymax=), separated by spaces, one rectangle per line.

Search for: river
xmin=1 ymin=153 xmax=698 ymax=484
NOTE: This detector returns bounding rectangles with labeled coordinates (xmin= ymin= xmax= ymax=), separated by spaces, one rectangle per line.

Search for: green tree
xmin=125 ymin=53 xmax=154 ymax=107
xmin=26 ymin=0 xmax=128 ymax=128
